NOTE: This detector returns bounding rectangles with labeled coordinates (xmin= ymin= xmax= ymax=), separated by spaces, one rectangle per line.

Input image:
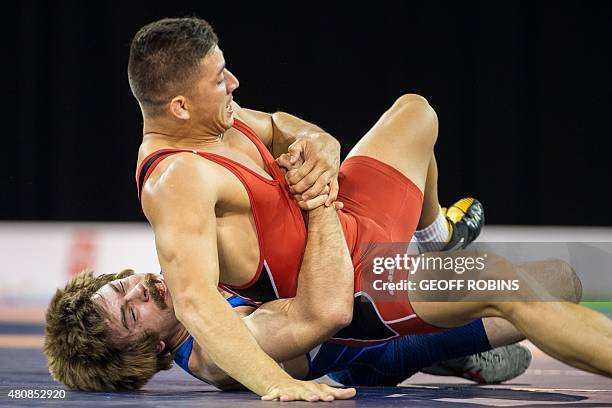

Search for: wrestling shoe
xmin=420 ymin=344 xmax=532 ymax=384
xmin=442 ymin=197 xmax=484 ymax=250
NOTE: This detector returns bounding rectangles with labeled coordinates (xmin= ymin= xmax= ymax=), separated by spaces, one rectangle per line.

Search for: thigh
xmin=408 ymin=250 xmax=521 ymax=327
xmin=411 ymin=301 xmax=499 ymax=329
xmin=345 ymin=94 xmax=438 ymax=192
xmin=338 ymin=156 xmax=423 ymax=243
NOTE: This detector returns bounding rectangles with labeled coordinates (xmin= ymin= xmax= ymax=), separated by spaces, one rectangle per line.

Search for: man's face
xmin=92 ymin=273 xmax=179 ymax=343
xmin=190 ymin=45 xmax=240 ymax=135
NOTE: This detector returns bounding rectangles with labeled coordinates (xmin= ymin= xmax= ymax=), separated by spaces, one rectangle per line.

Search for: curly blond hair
xmin=44 ymin=270 xmax=173 ymax=391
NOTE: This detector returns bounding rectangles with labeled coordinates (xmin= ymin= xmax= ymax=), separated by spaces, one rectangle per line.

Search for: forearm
xmin=271 ymin=111 xmax=340 ymax=159
xmin=296 ymin=205 xmax=354 ymax=321
xmin=175 ymin=291 xmax=293 ymax=395
xmin=242 ymin=206 xmax=354 ymax=361
xmin=194 ymin=305 xmax=311 ymax=385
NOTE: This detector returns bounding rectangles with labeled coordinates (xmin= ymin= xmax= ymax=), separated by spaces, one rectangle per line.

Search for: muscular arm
xmin=193 ymin=205 xmax=354 ymax=387
xmin=142 ymin=155 xmax=294 ymax=396
xmin=269 ymin=112 xmax=340 ymax=163
xmin=233 ymin=102 xmax=340 ymax=161
xmin=242 ymin=205 xmax=354 ymax=362
xmin=235 ymin=102 xmax=342 ymax=205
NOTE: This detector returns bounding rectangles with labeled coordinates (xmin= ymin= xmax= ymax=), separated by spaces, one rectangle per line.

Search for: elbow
xmin=329 ymin=308 xmax=353 ymax=331
xmin=324 ymin=266 xmax=355 ymax=331
xmin=312 ymin=311 xmax=352 ymax=339
xmin=302 ymin=298 xmax=353 ymax=337
xmin=318 ymin=299 xmax=353 ymax=333
xmin=173 ymin=298 xmax=197 ymax=323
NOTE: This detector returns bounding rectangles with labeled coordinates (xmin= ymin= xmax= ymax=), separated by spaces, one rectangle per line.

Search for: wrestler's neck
xmin=165 ymin=322 xmax=191 ymax=355
xmin=142 ymin=115 xmax=227 ymax=150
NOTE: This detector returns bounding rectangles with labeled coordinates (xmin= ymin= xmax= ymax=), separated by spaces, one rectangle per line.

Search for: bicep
xmin=142 ymin=157 xmax=221 ymax=305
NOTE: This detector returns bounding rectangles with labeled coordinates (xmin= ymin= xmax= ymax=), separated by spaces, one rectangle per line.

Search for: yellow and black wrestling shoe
xmin=442 ymin=197 xmax=484 ymax=250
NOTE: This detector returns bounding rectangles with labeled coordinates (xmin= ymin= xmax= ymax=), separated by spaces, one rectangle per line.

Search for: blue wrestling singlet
xmin=173 ymin=295 xmax=254 ymax=379
xmin=173 ymin=297 xmax=492 ymax=385
xmin=173 ymin=296 xmax=377 ymax=380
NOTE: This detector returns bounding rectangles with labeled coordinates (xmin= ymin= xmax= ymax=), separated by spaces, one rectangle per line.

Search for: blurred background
xmin=4 ymin=1 xmax=612 ymax=224
xmin=2 ymin=2 xmax=611 ymax=309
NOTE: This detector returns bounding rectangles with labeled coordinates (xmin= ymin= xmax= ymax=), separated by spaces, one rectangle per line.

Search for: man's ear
xmin=169 ymin=96 xmax=190 ymax=120
xmin=156 ymin=340 xmax=166 ymax=354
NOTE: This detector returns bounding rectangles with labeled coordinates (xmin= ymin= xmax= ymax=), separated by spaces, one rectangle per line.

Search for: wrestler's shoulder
xmin=141 ymin=152 xmax=223 ymax=205
xmin=152 ymin=151 xmax=220 ymax=183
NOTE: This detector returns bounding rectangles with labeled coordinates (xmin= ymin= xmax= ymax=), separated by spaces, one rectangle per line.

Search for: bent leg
xmin=343 ymin=94 xmax=445 ymax=238
xmin=418 ymin=154 xmax=440 ymax=229
xmin=345 ymin=96 xmax=455 ymax=240
xmin=503 ymin=301 xmax=612 ymax=376
xmin=346 ymin=94 xmax=438 ymax=193
xmin=483 ymin=259 xmax=583 ymax=347
xmin=410 ymin=254 xmax=612 ymax=376
xmin=414 ymin=300 xmax=612 ymax=376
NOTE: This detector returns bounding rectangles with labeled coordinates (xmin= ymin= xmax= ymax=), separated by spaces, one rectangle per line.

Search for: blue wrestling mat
xmin=1 ymin=347 xmax=611 ymax=407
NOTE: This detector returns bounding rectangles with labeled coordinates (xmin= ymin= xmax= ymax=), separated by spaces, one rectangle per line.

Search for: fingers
xmin=300 ymin=383 xmax=339 ymax=402
xmin=296 ymin=197 xmax=344 ymax=211
xmin=329 ymin=386 xmax=356 ymax=400
xmin=275 ymin=153 xmax=293 ymax=169
xmin=306 ymin=393 xmax=321 ymax=402
xmin=295 ymin=194 xmax=328 ymax=210
xmin=325 ymin=178 xmax=339 ymax=207
xmin=261 ymin=390 xmax=321 ymax=402
xmin=293 ymin=184 xmax=329 ymax=202
xmin=277 ymin=153 xmax=304 ymax=171
xmin=300 ymin=171 xmax=332 ymax=200
xmin=287 ymin=140 xmax=305 ymax=164
xmin=290 ymin=165 xmax=328 ymax=196
xmin=294 ymin=185 xmax=329 ymax=209
xmin=286 ymin=158 xmax=318 ymax=188
xmin=294 ymin=186 xmax=345 ymax=211
xmin=260 ymin=393 xmax=276 ymax=401
xmin=261 ymin=382 xmax=356 ymax=402
xmin=309 ymin=384 xmax=354 ymax=402
xmin=285 ymin=139 xmax=340 ymax=201
xmin=261 ymin=388 xmax=283 ymax=401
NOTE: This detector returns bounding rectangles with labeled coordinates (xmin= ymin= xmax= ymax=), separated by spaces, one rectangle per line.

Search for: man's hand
xmin=277 ymin=153 xmax=343 ymax=211
xmin=261 ymin=379 xmax=356 ymax=402
xmin=284 ymin=136 xmax=341 ymax=207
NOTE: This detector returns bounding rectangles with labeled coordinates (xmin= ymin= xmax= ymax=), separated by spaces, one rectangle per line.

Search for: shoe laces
xmin=470 ymin=350 xmax=504 ymax=370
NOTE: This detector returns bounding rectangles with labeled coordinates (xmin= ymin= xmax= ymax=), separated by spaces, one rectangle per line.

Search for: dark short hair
xmin=44 ymin=270 xmax=173 ymax=391
xmin=128 ymin=17 xmax=218 ymax=112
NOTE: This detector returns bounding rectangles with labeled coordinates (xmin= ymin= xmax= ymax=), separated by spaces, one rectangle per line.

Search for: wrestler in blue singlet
xmin=174 ymin=296 xmax=492 ymax=386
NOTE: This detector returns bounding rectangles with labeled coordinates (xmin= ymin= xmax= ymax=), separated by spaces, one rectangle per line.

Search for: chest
xmin=214 ymin=128 xmax=275 ymax=181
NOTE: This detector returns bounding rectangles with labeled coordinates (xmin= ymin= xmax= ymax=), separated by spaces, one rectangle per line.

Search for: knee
xmin=511 ymin=258 xmax=582 ymax=303
xmin=391 ymin=94 xmax=435 ymax=121
xmin=477 ymin=251 xmax=518 ymax=281
xmin=551 ymin=259 xmax=583 ymax=303
xmin=393 ymin=93 xmax=430 ymax=108
xmin=389 ymin=93 xmax=438 ymax=147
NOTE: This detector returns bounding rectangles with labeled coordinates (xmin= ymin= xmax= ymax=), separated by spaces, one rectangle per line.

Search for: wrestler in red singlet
xmin=137 ymin=119 xmax=441 ymax=346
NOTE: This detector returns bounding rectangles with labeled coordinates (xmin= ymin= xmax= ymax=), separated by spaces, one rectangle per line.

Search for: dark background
xmin=5 ymin=1 xmax=611 ymax=225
